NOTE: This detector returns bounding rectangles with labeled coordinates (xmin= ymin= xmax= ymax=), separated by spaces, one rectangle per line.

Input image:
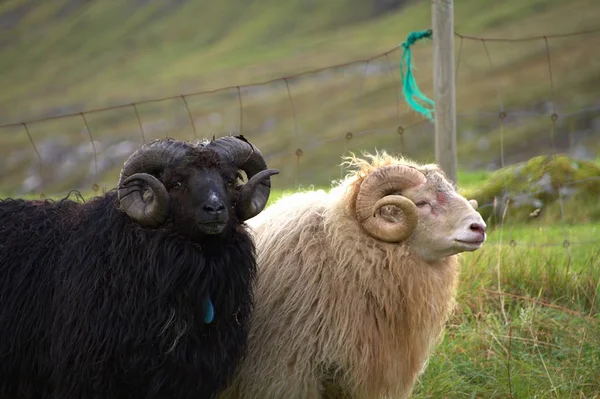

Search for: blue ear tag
xmin=203 ymin=296 xmax=214 ymax=324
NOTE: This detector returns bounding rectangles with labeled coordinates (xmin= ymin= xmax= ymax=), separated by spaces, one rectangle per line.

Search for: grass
xmin=413 ymin=222 xmax=600 ymax=398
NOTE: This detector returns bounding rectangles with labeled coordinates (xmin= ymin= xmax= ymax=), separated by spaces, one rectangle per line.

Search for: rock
xmin=469 ymin=154 xmax=600 ymax=225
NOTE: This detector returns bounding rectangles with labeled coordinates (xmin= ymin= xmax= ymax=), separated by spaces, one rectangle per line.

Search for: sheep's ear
xmin=118 ymin=174 xmax=170 ymax=227
xmin=469 ymin=199 xmax=478 ymax=210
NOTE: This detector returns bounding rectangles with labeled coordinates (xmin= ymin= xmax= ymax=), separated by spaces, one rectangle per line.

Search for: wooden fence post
xmin=432 ymin=0 xmax=458 ymax=183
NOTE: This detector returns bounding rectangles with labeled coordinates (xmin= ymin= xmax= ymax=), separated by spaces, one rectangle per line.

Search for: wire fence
xmin=0 ymin=27 xmax=599 ymax=254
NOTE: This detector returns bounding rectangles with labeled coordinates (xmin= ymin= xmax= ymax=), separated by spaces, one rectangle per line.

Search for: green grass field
xmin=413 ymin=222 xmax=599 ymax=398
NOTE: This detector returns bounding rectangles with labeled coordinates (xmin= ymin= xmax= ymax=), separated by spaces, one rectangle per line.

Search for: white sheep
xmin=219 ymin=152 xmax=486 ymax=399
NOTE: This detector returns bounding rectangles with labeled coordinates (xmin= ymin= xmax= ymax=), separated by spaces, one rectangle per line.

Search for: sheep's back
xmin=0 ymin=198 xmax=78 ymax=398
xmin=225 ymin=191 xmax=335 ymax=398
xmin=236 ymin=190 xmax=384 ymax=397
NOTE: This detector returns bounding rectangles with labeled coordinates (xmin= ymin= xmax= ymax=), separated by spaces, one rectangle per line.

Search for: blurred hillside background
xmin=0 ymin=0 xmax=599 ymax=195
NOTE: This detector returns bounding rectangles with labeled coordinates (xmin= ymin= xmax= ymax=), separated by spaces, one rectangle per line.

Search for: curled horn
xmin=354 ymin=165 xmax=426 ymax=243
xmin=205 ymin=135 xmax=279 ymax=221
xmin=117 ymin=140 xmax=184 ymax=227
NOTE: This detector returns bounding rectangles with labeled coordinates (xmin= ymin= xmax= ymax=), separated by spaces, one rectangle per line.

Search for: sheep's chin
xmin=452 ymin=238 xmax=485 ymax=252
xmin=420 ymin=239 xmax=484 ymax=260
xmin=410 ymin=240 xmax=469 ymax=262
xmin=198 ymin=222 xmax=227 ymax=235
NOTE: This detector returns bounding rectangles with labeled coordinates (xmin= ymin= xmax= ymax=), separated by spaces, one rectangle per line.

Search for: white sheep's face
xmin=388 ymin=170 xmax=486 ymax=261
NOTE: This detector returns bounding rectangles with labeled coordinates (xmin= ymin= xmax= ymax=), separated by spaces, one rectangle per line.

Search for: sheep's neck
xmin=336 ymin=244 xmax=459 ymax=398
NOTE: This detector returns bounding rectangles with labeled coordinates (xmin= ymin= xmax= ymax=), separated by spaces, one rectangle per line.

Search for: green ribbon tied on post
xmin=399 ymin=29 xmax=436 ymax=122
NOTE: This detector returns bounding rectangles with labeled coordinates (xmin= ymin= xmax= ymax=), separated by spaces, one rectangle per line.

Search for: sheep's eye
xmin=171 ymin=181 xmax=183 ymax=190
xmin=227 ymin=178 xmax=238 ymax=187
xmin=415 ymin=201 xmax=429 ymax=207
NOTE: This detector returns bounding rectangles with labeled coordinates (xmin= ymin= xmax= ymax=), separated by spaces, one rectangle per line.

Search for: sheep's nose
xmin=469 ymin=222 xmax=486 ymax=234
xmin=202 ymin=196 xmax=226 ymax=216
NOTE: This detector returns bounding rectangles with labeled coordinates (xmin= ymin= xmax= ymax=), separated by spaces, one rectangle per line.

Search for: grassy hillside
xmin=1 ymin=0 xmax=599 ymax=196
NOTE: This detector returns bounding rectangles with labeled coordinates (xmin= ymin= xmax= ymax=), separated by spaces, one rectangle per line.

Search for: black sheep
xmin=0 ymin=135 xmax=278 ymax=399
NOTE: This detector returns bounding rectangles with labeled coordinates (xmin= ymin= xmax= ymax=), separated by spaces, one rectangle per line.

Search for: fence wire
xmin=0 ymin=27 xmax=599 ymax=254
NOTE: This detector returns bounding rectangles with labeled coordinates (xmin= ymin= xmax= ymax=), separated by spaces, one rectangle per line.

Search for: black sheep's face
xmin=117 ymin=137 xmax=279 ymax=237
xmin=162 ymin=160 xmax=241 ymax=238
